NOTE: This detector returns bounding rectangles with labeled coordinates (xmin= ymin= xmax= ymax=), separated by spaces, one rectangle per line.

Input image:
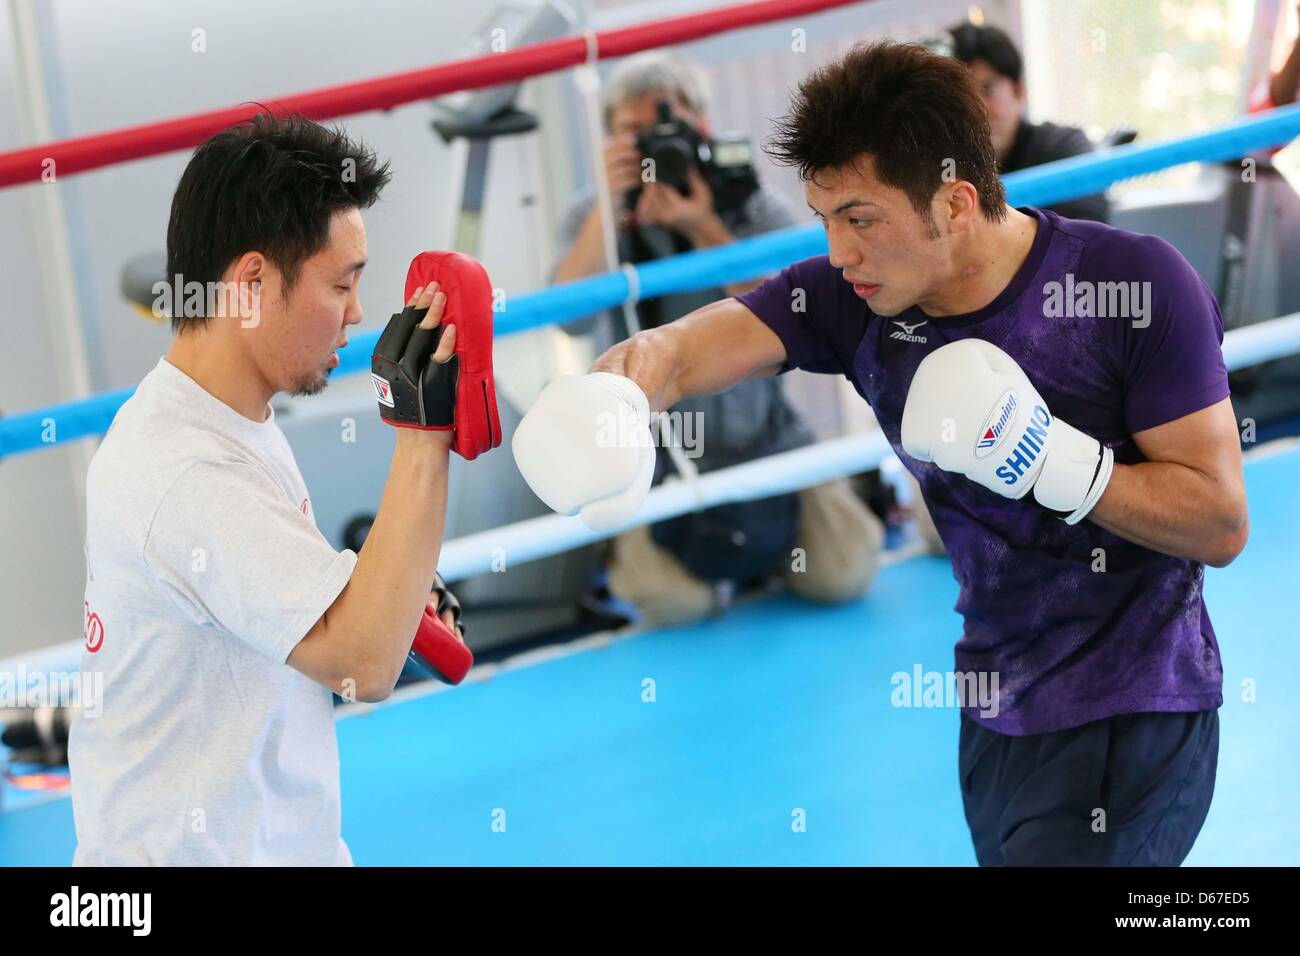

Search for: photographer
xmin=552 ymin=52 xmax=882 ymax=628
xmin=946 ymin=21 xmax=1111 ymax=224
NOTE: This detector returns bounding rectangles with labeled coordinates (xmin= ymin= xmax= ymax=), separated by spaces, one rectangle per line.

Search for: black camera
xmin=625 ymin=100 xmax=759 ymax=222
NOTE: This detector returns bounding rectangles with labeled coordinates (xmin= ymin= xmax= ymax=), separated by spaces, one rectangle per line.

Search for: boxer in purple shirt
xmin=586 ymin=42 xmax=1247 ymax=865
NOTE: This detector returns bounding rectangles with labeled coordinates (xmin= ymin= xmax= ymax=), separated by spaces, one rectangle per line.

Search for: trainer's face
xmin=260 ymin=207 xmax=367 ymax=397
xmin=967 ymin=59 xmax=1024 ymax=161
xmin=807 ymin=160 xmax=956 ymax=318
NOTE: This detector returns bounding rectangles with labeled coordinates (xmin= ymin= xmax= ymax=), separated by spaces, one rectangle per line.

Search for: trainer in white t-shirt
xmin=69 ymin=357 xmax=358 ymax=866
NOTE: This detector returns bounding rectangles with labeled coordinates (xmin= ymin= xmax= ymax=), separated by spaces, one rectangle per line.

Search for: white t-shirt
xmin=69 ymin=357 xmax=358 ymax=866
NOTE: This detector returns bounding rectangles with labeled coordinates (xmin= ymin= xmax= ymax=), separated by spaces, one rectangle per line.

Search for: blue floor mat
xmin=3 ymin=448 xmax=1297 ymax=865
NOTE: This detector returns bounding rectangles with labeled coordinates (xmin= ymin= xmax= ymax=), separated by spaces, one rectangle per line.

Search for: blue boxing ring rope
xmin=2 ymin=104 xmax=1300 ymax=459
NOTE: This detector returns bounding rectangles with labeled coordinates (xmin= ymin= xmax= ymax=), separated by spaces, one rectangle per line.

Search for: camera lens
xmin=648 ymin=138 xmax=694 ymax=192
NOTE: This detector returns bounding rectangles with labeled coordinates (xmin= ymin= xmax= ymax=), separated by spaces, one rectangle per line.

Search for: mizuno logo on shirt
xmin=890 ymin=320 xmax=928 ymax=343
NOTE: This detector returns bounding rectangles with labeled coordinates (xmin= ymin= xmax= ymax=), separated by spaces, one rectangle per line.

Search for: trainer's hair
xmin=166 ymin=111 xmax=392 ymax=332
xmin=765 ymin=41 xmax=1007 ymax=223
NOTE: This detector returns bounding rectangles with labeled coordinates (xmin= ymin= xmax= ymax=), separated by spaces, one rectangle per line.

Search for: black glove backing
xmin=371 ymin=303 xmax=458 ymax=428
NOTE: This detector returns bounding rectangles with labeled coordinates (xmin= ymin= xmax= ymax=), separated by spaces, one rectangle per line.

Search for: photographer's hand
xmin=636 ymin=169 xmax=761 ymax=294
xmin=604 ymin=134 xmax=644 ymax=199
xmin=552 ymin=135 xmax=642 ymax=285
xmin=636 ymin=167 xmax=726 ymax=243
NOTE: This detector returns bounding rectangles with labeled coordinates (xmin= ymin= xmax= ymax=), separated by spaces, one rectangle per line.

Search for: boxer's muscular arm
xmin=590 ymin=297 xmax=787 ymax=411
xmin=1087 ymin=397 xmax=1248 ymax=567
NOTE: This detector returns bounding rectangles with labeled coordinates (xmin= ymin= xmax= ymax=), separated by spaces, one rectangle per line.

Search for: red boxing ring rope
xmin=0 ymin=0 xmax=861 ymax=189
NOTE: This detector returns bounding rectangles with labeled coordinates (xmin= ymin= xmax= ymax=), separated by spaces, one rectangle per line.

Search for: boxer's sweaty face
xmin=272 ymin=207 xmax=367 ymax=397
xmin=806 ymin=160 xmax=950 ymax=318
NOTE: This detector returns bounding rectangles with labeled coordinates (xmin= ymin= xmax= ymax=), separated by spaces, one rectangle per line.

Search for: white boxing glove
xmin=900 ymin=339 xmax=1112 ymax=525
xmin=512 ymin=372 xmax=656 ymax=533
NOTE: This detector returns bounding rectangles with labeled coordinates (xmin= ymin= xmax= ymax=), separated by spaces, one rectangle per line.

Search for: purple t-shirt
xmin=739 ymin=207 xmax=1228 ymax=735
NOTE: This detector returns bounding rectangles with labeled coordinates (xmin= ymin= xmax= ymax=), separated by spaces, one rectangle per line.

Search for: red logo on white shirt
xmin=300 ymin=498 xmax=310 ymax=516
xmin=84 ymin=601 xmax=104 ymax=653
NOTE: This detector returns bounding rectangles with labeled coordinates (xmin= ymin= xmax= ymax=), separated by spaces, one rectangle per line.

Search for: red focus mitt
xmin=394 ymin=250 xmax=500 ymax=460
xmin=407 ymin=573 xmax=473 ymax=685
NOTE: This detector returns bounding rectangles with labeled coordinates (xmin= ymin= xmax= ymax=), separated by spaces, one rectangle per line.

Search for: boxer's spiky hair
xmin=765 ymin=41 xmax=1007 ymax=223
xmin=166 ymin=111 xmax=392 ymax=332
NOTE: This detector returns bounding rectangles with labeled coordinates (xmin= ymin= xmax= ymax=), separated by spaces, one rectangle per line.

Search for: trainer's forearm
xmin=330 ymin=430 xmax=450 ymax=687
xmin=1087 ymin=461 xmax=1248 ymax=567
